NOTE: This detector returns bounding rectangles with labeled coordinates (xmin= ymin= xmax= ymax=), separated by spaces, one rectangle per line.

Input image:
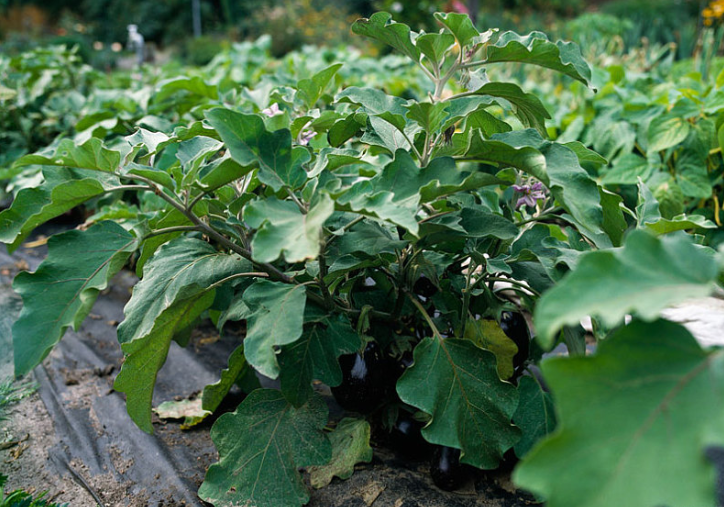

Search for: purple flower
xmin=512 ymin=181 xmax=546 ymax=209
xmin=261 ymin=103 xmax=283 ymax=117
xmin=298 ymin=129 xmax=316 ymax=146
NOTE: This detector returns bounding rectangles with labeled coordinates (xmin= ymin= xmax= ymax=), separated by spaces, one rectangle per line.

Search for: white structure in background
xmin=127 ymin=24 xmax=145 ymax=67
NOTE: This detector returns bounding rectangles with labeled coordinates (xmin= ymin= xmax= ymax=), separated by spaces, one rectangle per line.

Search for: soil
xmin=0 ymin=231 xmax=536 ymax=507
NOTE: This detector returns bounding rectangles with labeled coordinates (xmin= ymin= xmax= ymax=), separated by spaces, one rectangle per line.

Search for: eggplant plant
xmin=2 ymin=11 xmax=724 ymax=507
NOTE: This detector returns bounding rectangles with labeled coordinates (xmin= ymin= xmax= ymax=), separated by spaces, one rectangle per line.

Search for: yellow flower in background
xmin=703 ymin=0 xmax=724 ymax=26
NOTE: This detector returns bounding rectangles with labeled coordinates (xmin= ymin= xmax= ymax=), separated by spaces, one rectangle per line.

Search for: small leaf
xmin=199 ymin=390 xmax=331 ymax=507
xmin=397 ymin=336 xmax=520 ymax=468
xmin=242 ymin=280 xmax=307 ymax=379
xmin=245 ymin=194 xmax=334 ymax=263
xmin=514 ymin=319 xmax=724 ymax=507
xmin=352 ymin=12 xmax=420 ymax=63
xmin=297 ymin=63 xmax=343 ymax=109
xmin=202 ymin=345 xmax=260 ymax=413
xmin=308 ymin=418 xmax=373 ymax=489
xmin=416 ymin=32 xmax=456 ymax=68
xmin=534 ymin=229 xmax=720 ymax=347
xmin=474 ymin=82 xmax=551 ymax=136
xmin=12 ymin=222 xmax=136 ymax=376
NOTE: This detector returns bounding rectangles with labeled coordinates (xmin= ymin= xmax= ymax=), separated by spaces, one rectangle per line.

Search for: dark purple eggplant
xmin=413 ymin=275 xmax=437 ymax=298
xmin=500 ymin=311 xmax=531 ymax=369
xmin=389 ymin=413 xmax=430 ymax=459
xmin=331 ymin=342 xmax=394 ymax=413
xmin=430 ymin=446 xmax=469 ymax=491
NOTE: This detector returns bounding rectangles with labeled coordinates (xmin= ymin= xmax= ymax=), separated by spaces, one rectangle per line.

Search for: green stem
xmin=458 ymin=260 xmax=476 ymax=337
xmin=405 ymin=292 xmax=443 ymax=339
xmin=142 ymin=226 xmax=201 ymax=240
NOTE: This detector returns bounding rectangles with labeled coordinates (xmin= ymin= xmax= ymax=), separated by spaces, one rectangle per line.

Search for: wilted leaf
xmin=308 ymin=418 xmax=373 ymax=489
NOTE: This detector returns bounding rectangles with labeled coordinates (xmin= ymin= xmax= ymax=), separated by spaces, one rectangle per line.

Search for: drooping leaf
xmin=278 ymin=314 xmax=362 ymax=407
xmin=308 ymin=418 xmax=373 ymax=489
xmin=485 ymin=32 xmax=593 ymax=87
xmin=0 ymin=167 xmax=120 ymax=252
xmin=244 ymin=194 xmax=334 ymax=263
xmin=206 ymin=108 xmax=306 ymax=191
xmin=474 ymin=82 xmax=551 ymax=135
xmin=463 ymin=319 xmax=518 ymax=379
xmin=241 ymin=280 xmax=307 ymax=379
xmin=12 ymin=222 xmax=137 ymax=377
xmin=512 ymin=375 xmax=556 ymax=458
xmin=514 ymin=319 xmax=724 ymax=507
xmin=416 ymin=32 xmax=456 ymax=68
xmin=199 ymin=389 xmax=331 ymax=507
xmin=397 ymin=336 xmax=520 ymax=468
xmin=534 ymin=229 xmax=719 ymax=348
xmin=351 ymin=12 xmax=421 ymax=63
xmin=114 ymin=237 xmax=251 ymax=433
xmin=14 ymin=137 xmax=121 ymax=172
xmin=154 ymin=398 xmax=211 ymax=429
xmin=202 ymin=344 xmax=260 ymax=414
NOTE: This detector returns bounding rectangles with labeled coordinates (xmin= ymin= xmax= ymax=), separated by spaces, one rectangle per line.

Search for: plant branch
xmin=142 ymin=226 xmax=202 ymax=240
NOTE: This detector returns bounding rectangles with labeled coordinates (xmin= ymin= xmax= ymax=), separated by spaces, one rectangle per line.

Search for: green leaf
xmin=433 ymin=12 xmax=481 ymax=47
xmin=463 ymin=319 xmax=518 ymax=379
xmin=351 ymin=12 xmax=420 ymax=63
xmin=534 ymin=229 xmax=720 ymax=348
xmin=199 ymin=389 xmax=331 ymax=507
xmin=512 ymin=375 xmax=555 ymax=459
xmin=474 ymin=82 xmax=551 ymax=136
xmin=245 ymin=194 xmax=334 ymax=263
xmin=406 ymin=101 xmax=449 ymax=133
xmin=645 ymin=214 xmax=717 ymax=234
xmin=12 ymin=222 xmax=136 ymax=377
xmin=297 ymin=63 xmax=343 ymax=109
xmin=156 ymin=76 xmax=218 ymax=101
xmin=308 ymin=418 xmax=373 ymax=489
xmin=202 ymin=344 xmax=260 ymax=414
xmin=0 ymin=167 xmax=120 ymax=252
xmin=397 ymin=336 xmax=520 ymax=468
xmin=113 ymin=238 xmax=251 ymax=433
xmin=206 ymin=108 xmax=306 ymax=192
xmin=647 ymin=115 xmax=691 ymax=152
xmin=514 ymin=319 xmax=724 ymax=507
xmin=485 ymin=32 xmax=593 ymax=87
xmin=14 ymin=138 xmax=121 ymax=172
xmin=562 ymin=141 xmax=607 ymax=166
xmin=242 ymin=281 xmax=307 ymax=379
xmin=602 ymin=153 xmax=652 ymax=185
xmin=676 ymin=161 xmax=712 ymax=198
xmin=278 ymin=314 xmax=362 ymax=407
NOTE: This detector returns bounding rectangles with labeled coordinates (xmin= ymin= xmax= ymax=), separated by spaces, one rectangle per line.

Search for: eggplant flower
xmin=512 ymin=181 xmax=546 ymax=209
xmin=261 ymin=103 xmax=283 ymax=117
xmin=298 ymin=129 xmax=316 ymax=146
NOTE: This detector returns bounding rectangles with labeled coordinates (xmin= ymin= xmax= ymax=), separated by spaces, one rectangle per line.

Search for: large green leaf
xmin=244 ymin=194 xmax=334 ymax=263
xmin=0 ymin=167 xmax=119 ymax=252
xmin=12 ymin=222 xmax=136 ymax=377
xmin=14 ymin=137 xmax=121 ymax=172
xmin=278 ymin=314 xmax=362 ymax=407
xmin=433 ymin=12 xmax=481 ymax=47
xmin=514 ymin=319 xmax=724 ymax=507
xmin=205 ymin=108 xmax=306 ymax=192
xmin=397 ymin=336 xmax=520 ymax=468
xmin=463 ymin=319 xmax=518 ymax=379
xmin=485 ymin=32 xmax=592 ymax=86
xmin=114 ymin=237 xmax=251 ymax=433
xmin=241 ymin=280 xmax=307 ymax=379
xmin=199 ymin=389 xmax=331 ymax=507
xmin=351 ymin=12 xmax=420 ymax=63
xmin=308 ymin=418 xmax=373 ymax=489
xmin=534 ymin=229 xmax=720 ymax=348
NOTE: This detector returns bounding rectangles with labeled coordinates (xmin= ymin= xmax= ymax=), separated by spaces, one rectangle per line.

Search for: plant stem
xmin=458 ymin=260 xmax=476 ymax=337
xmin=142 ymin=226 xmax=202 ymax=240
